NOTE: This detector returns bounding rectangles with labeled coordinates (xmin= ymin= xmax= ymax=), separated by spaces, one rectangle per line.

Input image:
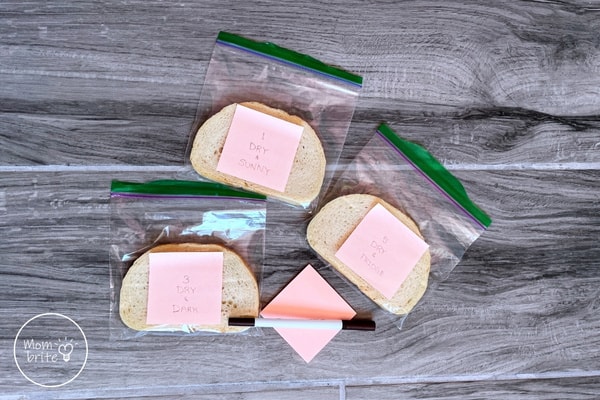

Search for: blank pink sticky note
xmin=217 ymin=104 xmax=303 ymax=192
xmin=335 ymin=203 xmax=429 ymax=299
xmin=146 ymin=252 xmax=223 ymax=325
xmin=260 ymin=264 xmax=356 ymax=363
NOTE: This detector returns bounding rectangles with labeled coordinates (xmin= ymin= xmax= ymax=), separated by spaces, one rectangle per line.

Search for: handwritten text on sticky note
xmin=146 ymin=252 xmax=223 ymax=325
xmin=335 ymin=203 xmax=429 ymax=299
xmin=217 ymin=104 xmax=303 ymax=192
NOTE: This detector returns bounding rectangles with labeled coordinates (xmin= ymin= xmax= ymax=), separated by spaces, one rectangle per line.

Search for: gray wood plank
xmin=344 ymin=115 xmax=600 ymax=170
xmin=2 ymin=1 xmax=600 ymax=166
xmin=2 ymin=386 xmax=340 ymax=400
xmin=3 ymin=109 xmax=599 ymax=167
xmin=0 ymin=112 xmax=192 ymax=165
xmin=0 ymin=169 xmax=598 ymax=397
xmin=97 ymin=387 xmax=341 ymax=400
xmin=346 ymin=376 xmax=600 ymax=400
xmin=3 ymin=0 xmax=599 ymax=113
xmin=343 ymin=2 xmax=600 ymax=116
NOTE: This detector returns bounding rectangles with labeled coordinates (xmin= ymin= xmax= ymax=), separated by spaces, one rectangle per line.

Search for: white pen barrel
xmin=256 ymin=318 xmax=343 ymax=330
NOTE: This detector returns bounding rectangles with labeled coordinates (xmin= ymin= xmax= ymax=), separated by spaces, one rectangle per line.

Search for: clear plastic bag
xmin=109 ymin=180 xmax=266 ymax=339
xmin=326 ymin=123 xmax=491 ymax=280
xmin=185 ymin=31 xmax=362 ymax=210
xmin=311 ymin=124 xmax=491 ymax=324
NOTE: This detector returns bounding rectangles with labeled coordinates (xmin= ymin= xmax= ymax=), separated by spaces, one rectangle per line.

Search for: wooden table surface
xmin=2 ymin=1 xmax=599 ymax=398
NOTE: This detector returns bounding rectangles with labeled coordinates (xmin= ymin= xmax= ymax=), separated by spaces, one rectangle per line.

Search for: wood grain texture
xmin=346 ymin=376 xmax=600 ymax=399
xmin=2 ymin=0 xmax=599 ymax=166
xmin=1 ymin=0 xmax=599 ymax=398
xmin=1 ymin=169 xmax=598 ymax=398
xmin=94 ymin=387 xmax=341 ymax=400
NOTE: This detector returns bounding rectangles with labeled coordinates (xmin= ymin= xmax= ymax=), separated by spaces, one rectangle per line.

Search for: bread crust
xmin=190 ymin=102 xmax=326 ymax=206
xmin=307 ymin=194 xmax=431 ymax=315
xmin=119 ymin=243 xmax=259 ymax=333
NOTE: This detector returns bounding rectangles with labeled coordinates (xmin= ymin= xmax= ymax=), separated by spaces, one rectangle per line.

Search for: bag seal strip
xmin=110 ymin=179 xmax=267 ymax=201
xmin=376 ymin=124 xmax=492 ymax=229
xmin=217 ymin=31 xmax=363 ymax=87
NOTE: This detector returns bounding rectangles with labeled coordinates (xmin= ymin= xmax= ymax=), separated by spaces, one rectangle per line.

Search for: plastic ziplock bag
xmin=311 ymin=123 xmax=491 ymax=324
xmin=109 ymin=180 xmax=266 ymax=339
xmin=326 ymin=123 xmax=491 ymax=280
xmin=186 ymin=31 xmax=362 ymax=210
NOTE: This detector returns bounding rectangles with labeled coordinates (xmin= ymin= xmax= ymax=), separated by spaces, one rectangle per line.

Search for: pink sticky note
xmin=216 ymin=104 xmax=303 ymax=192
xmin=260 ymin=264 xmax=356 ymax=363
xmin=146 ymin=252 xmax=223 ymax=325
xmin=335 ymin=203 xmax=429 ymax=299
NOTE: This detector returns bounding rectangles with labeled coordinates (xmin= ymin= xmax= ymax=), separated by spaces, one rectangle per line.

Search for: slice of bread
xmin=119 ymin=243 xmax=259 ymax=333
xmin=306 ymin=194 xmax=431 ymax=315
xmin=190 ymin=102 xmax=326 ymax=206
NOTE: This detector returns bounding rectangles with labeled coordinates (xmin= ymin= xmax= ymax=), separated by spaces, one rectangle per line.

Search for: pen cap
xmin=228 ymin=317 xmax=255 ymax=327
xmin=342 ymin=319 xmax=376 ymax=331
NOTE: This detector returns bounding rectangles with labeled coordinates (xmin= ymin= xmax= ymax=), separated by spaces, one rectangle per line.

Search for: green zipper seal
xmin=110 ymin=179 xmax=266 ymax=200
xmin=377 ymin=124 xmax=492 ymax=229
xmin=217 ymin=31 xmax=363 ymax=87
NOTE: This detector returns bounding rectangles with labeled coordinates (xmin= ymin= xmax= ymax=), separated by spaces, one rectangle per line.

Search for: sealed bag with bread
xmin=186 ymin=32 xmax=362 ymax=209
xmin=109 ymin=180 xmax=266 ymax=339
xmin=307 ymin=124 xmax=491 ymax=322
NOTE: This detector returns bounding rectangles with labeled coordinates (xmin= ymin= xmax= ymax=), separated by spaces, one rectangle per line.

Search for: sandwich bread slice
xmin=119 ymin=243 xmax=259 ymax=333
xmin=307 ymin=194 xmax=431 ymax=315
xmin=190 ymin=102 xmax=326 ymax=206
